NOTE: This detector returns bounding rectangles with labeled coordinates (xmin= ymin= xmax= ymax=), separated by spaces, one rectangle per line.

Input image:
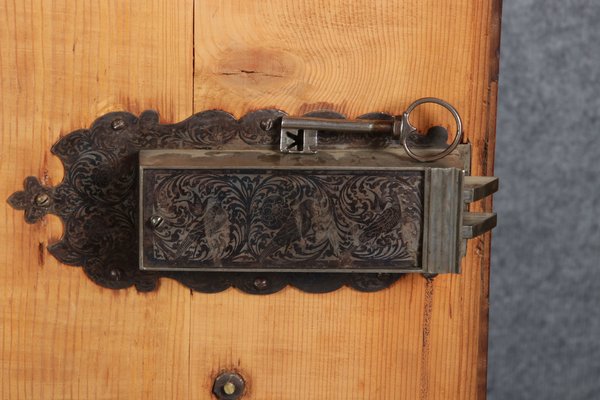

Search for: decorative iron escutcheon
xmin=8 ymin=98 xmax=497 ymax=294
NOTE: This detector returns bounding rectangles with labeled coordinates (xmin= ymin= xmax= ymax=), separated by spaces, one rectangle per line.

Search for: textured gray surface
xmin=488 ymin=0 xmax=600 ymax=399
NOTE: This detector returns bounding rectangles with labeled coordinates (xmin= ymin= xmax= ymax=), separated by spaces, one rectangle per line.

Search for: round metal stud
xmin=212 ymin=372 xmax=245 ymax=400
xmin=111 ymin=118 xmax=126 ymax=131
xmin=253 ymin=277 xmax=269 ymax=291
xmin=149 ymin=215 xmax=163 ymax=229
xmin=259 ymin=119 xmax=275 ymax=131
xmin=34 ymin=193 xmax=50 ymax=207
xmin=109 ymin=268 xmax=122 ymax=281
xmin=223 ymin=382 xmax=236 ymax=395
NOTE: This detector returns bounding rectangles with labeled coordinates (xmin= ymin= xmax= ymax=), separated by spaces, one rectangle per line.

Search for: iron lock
xmin=9 ymin=98 xmax=497 ymax=293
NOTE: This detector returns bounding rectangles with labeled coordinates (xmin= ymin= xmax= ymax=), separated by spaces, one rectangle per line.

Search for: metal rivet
xmin=260 ymin=119 xmax=274 ymax=131
xmin=34 ymin=193 xmax=50 ymax=207
xmin=253 ymin=277 xmax=268 ymax=291
xmin=223 ymin=382 xmax=236 ymax=395
xmin=109 ymin=268 xmax=122 ymax=281
xmin=111 ymin=118 xmax=126 ymax=130
xmin=423 ymin=273 xmax=438 ymax=281
xmin=213 ymin=372 xmax=245 ymax=399
xmin=149 ymin=215 xmax=163 ymax=229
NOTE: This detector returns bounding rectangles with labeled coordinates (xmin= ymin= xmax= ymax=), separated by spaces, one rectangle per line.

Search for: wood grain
xmin=1 ymin=0 xmax=500 ymax=399
xmin=0 ymin=1 xmax=193 ymax=399
xmin=193 ymin=0 xmax=500 ymax=399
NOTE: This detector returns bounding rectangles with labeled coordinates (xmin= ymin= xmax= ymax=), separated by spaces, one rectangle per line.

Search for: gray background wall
xmin=488 ymin=0 xmax=600 ymax=398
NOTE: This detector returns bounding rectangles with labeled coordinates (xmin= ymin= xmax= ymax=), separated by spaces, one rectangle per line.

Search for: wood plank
xmin=0 ymin=1 xmax=194 ymax=398
xmin=192 ymin=0 xmax=500 ymax=399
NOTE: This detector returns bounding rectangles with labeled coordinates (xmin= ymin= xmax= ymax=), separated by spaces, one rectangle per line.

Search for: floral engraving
xmin=143 ymin=170 xmax=423 ymax=271
xmin=8 ymin=109 xmax=414 ymax=293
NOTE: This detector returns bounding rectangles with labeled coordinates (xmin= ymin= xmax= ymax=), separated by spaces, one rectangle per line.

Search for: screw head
xmin=34 ymin=193 xmax=50 ymax=207
xmin=111 ymin=118 xmax=126 ymax=130
xmin=253 ymin=277 xmax=268 ymax=291
xmin=149 ymin=215 xmax=163 ymax=229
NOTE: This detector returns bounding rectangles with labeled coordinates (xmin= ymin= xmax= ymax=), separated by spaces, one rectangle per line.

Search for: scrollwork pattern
xmin=145 ymin=170 xmax=423 ymax=270
xmin=8 ymin=108 xmax=416 ymax=293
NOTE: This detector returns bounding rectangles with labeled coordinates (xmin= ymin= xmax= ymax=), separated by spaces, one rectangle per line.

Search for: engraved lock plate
xmin=139 ymin=147 xmax=492 ymax=275
xmin=8 ymin=100 xmax=498 ymax=293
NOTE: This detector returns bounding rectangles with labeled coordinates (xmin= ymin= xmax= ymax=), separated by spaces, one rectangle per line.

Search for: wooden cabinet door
xmin=0 ymin=1 xmax=500 ymax=399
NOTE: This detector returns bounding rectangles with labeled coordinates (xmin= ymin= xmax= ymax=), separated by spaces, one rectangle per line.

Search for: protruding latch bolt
xmin=212 ymin=372 xmax=245 ymax=400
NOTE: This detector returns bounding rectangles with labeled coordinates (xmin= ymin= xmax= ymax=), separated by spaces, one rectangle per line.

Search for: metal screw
xmin=34 ymin=193 xmax=50 ymax=207
xmin=253 ymin=277 xmax=268 ymax=291
xmin=149 ymin=215 xmax=163 ymax=229
xmin=111 ymin=118 xmax=126 ymax=130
